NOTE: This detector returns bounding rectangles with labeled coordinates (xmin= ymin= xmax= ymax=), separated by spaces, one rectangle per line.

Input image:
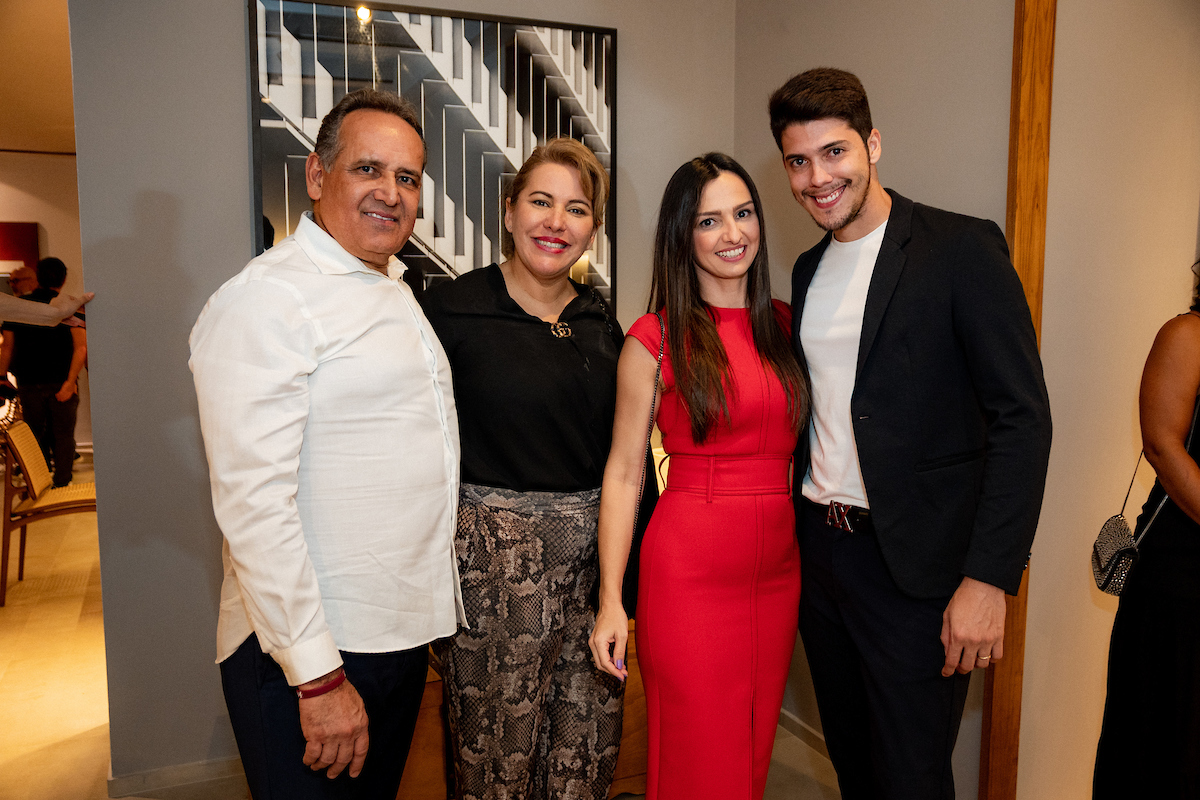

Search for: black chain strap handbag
xmin=1092 ymin=396 xmax=1200 ymax=595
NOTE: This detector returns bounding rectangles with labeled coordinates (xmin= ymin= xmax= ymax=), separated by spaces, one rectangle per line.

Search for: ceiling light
xmin=357 ymin=6 xmax=371 ymax=22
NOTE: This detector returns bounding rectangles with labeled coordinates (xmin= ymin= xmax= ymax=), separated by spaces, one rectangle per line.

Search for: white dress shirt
xmin=800 ymin=219 xmax=887 ymax=508
xmin=190 ymin=212 xmax=465 ymax=686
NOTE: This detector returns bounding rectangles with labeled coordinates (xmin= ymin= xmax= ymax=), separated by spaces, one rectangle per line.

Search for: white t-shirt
xmin=800 ymin=219 xmax=888 ymax=508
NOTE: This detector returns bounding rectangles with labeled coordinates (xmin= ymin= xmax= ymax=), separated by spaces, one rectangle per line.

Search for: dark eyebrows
xmin=527 ymin=189 xmax=592 ymax=210
xmin=696 ymin=200 xmax=755 ymax=218
xmin=783 ymin=139 xmax=851 ymax=162
xmin=348 ymin=158 xmax=421 ymax=180
xmin=349 ymin=158 xmax=385 ymax=171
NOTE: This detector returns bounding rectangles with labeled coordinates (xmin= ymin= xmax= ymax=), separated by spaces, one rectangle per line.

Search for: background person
xmin=0 ymin=257 xmax=88 ymax=487
xmin=9 ymin=266 xmax=38 ymax=297
xmin=590 ymin=153 xmax=808 ymax=800
xmin=190 ymin=88 xmax=463 ymax=799
xmin=1094 ymin=260 xmax=1200 ymax=798
xmin=424 ymin=138 xmax=626 ymax=800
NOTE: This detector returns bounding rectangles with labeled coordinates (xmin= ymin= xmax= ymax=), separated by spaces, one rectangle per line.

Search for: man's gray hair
xmin=313 ymin=88 xmax=427 ymax=169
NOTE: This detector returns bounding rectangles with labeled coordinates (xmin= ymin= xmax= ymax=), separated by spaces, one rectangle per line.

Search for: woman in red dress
xmin=590 ymin=153 xmax=808 ymax=799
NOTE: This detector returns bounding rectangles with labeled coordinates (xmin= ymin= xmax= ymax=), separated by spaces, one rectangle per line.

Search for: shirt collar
xmin=294 ymin=211 xmax=407 ymax=280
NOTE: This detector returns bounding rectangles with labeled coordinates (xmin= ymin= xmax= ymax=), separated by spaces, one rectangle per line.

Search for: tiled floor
xmin=0 ymin=457 xmax=839 ymax=800
xmin=0 ymin=459 xmax=110 ymax=800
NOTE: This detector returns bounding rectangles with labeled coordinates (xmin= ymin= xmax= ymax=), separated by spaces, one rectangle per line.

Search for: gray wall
xmin=731 ymin=1 xmax=1015 ymax=797
xmin=68 ymin=0 xmax=737 ymax=780
xmin=1020 ymin=0 xmax=1200 ymax=796
xmin=68 ymin=0 xmax=255 ymax=776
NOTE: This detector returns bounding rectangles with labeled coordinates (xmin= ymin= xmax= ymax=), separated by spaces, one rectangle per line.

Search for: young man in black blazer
xmin=770 ymin=68 xmax=1052 ymax=799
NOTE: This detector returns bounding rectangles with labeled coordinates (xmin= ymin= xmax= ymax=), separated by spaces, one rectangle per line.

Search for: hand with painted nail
xmin=588 ymin=601 xmax=629 ymax=682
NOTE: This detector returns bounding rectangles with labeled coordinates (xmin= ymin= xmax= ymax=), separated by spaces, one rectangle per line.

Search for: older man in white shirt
xmin=190 ymin=89 xmax=463 ymax=800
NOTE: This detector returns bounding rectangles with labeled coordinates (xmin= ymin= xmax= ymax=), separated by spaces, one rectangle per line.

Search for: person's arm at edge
xmin=189 ymin=279 xmax=368 ymax=778
xmin=0 ymin=329 xmax=14 ymax=383
xmin=588 ymin=333 xmax=658 ymax=681
xmin=0 ymin=291 xmax=93 ymax=326
xmin=1139 ymin=313 xmax=1200 ymax=524
xmin=939 ymin=221 xmax=1052 ymax=676
xmin=56 ymin=328 xmax=87 ymax=402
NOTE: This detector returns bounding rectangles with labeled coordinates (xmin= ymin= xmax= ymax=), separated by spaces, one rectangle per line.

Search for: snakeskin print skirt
xmin=436 ymin=483 xmax=625 ymax=800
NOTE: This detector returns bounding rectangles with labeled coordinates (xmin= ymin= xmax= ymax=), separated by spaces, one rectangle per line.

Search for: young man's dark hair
xmin=768 ymin=67 xmax=874 ymax=150
xmin=35 ymin=257 xmax=67 ymax=291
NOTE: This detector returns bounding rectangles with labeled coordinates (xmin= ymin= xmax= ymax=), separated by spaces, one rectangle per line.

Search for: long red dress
xmin=628 ymin=303 xmax=801 ymax=800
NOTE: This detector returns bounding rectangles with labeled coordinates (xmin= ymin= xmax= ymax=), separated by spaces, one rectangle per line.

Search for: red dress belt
xmin=665 ymin=454 xmax=793 ymax=502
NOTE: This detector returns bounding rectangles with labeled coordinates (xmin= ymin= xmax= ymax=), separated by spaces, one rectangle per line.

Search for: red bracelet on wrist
xmin=295 ymin=669 xmax=346 ymax=699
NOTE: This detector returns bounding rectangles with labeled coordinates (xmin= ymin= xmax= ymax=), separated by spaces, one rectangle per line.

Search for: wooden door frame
xmin=979 ymin=0 xmax=1057 ymax=797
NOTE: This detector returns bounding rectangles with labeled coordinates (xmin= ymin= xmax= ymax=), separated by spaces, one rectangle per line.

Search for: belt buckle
xmin=826 ymin=501 xmax=855 ymax=533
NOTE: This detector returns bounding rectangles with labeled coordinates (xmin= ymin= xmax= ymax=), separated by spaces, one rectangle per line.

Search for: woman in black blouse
xmin=424 ymin=138 xmax=625 ymax=800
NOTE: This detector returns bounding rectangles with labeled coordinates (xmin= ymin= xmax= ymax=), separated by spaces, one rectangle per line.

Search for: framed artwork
xmin=249 ymin=2 xmax=617 ymax=304
xmin=0 ymin=222 xmax=39 ymax=296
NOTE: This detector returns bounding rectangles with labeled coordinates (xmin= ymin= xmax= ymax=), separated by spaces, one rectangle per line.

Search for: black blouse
xmin=423 ymin=264 xmax=622 ymax=492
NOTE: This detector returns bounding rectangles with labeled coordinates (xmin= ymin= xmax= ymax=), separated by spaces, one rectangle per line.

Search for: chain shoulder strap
xmin=631 ymin=313 xmax=665 ymax=533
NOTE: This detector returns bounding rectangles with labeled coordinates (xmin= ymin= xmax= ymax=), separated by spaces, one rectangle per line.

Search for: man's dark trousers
xmin=799 ymin=499 xmax=971 ymax=800
xmin=220 ymin=633 xmax=429 ymax=799
xmin=18 ymin=384 xmax=78 ymax=487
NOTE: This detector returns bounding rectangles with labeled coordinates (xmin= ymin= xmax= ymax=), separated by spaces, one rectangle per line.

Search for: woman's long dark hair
xmin=648 ymin=153 xmax=809 ymax=443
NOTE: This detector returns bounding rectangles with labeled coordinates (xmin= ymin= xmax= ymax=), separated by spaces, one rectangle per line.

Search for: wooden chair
xmin=1 ymin=421 xmax=97 ymax=606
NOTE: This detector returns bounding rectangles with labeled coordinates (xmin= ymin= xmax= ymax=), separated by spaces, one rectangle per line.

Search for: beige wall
xmin=732 ymin=2 xmax=1014 ymax=796
xmin=0 ymin=151 xmax=92 ymax=445
xmin=0 ymin=152 xmax=84 ymax=296
xmin=733 ymin=0 xmax=1014 ymax=305
xmin=68 ymin=0 xmax=736 ymax=781
xmin=1020 ymin=0 xmax=1200 ymax=796
xmin=68 ymin=0 xmax=1200 ymax=790
xmin=445 ymin=0 xmax=737 ymax=331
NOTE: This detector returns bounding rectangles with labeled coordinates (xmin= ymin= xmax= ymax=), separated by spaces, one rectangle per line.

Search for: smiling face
xmin=691 ymin=171 xmax=760 ymax=305
xmin=780 ymin=117 xmax=890 ymax=242
xmin=504 ymin=162 xmax=597 ymax=281
xmin=305 ymin=109 xmax=424 ymax=271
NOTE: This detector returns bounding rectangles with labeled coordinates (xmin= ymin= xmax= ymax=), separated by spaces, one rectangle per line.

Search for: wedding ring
xmin=978 ymin=655 xmax=991 ymax=660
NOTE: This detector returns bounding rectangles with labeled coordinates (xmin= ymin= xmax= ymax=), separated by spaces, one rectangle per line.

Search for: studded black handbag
xmin=1092 ymin=398 xmax=1200 ymax=595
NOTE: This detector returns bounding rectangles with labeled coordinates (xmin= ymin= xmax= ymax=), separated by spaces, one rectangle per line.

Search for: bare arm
xmin=0 ymin=292 xmax=93 ymax=326
xmin=49 ymin=293 xmax=94 ymax=327
xmin=56 ymin=328 xmax=88 ymax=402
xmin=0 ymin=332 xmax=14 ymax=381
xmin=1140 ymin=312 xmax=1200 ymax=524
xmin=588 ymin=336 xmax=659 ymax=680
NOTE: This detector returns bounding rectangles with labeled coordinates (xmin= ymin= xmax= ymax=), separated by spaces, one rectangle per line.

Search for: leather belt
xmin=804 ymin=497 xmax=871 ymax=533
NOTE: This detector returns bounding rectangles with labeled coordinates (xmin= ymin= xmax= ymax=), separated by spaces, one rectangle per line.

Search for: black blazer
xmin=791 ymin=190 xmax=1052 ymax=598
